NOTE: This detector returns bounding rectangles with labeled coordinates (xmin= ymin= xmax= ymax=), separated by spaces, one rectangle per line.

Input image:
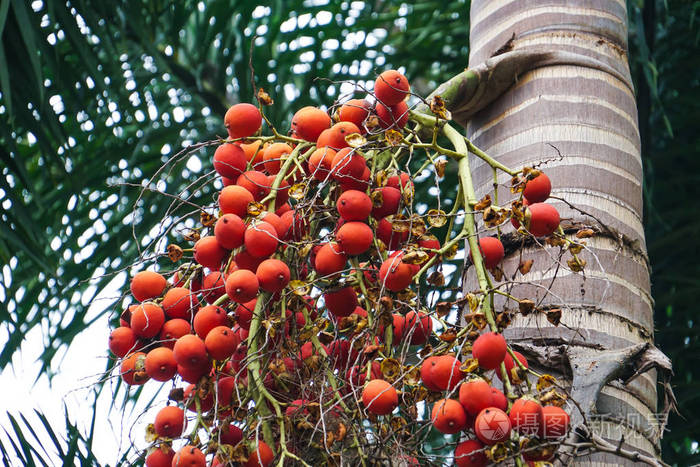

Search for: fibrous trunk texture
xmin=466 ymin=1 xmax=659 ymax=464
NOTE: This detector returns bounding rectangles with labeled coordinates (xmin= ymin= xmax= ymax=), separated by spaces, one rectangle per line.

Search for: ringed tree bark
xmin=427 ymin=1 xmax=674 ymax=464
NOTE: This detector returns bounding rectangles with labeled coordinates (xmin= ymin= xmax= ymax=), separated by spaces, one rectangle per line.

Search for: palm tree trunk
xmin=464 ymin=1 xmax=661 ymax=464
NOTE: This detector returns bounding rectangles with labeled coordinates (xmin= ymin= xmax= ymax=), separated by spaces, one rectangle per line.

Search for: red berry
xmin=474 ymin=407 xmax=511 ymax=445
xmin=362 ymin=379 xmax=398 ymax=415
xmin=526 ymin=202 xmax=560 ymax=237
xmin=509 ymin=397 xmax=543 ymax=436
xmin=431 ymin=398 xmax=468 ymax=434
xmin=375 ymin=70 xmax=410 ymax=106
xmin=471 ymin=237 xmax=504 ymax=269
xmin=454 ymin=439 xmax=487 ymax=467
xmin=224 ymin=103 xmax=262 ymax=139
xmin=459 ymin=378 xmax=493 ymax=416
xmin=523 ymin=172 xmax=551 ymax=203
xmin=540 ymin=405 xmax=570 ymax=439
xmin=213 ymin=143 xmax=246 ymax=179
xmin=472 ymin=332 xmax=507 ymax=370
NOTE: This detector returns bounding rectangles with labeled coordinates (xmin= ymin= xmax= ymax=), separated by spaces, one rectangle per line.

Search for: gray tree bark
xmin=431 ymin=1 xmax=674 ymax=464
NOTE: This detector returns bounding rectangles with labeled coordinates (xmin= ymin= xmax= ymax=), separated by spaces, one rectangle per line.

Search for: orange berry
xmin=244 ymin=440 xmax=274 ymax=467
xmin=339 ymin=164 xmax=371 ymax=192
xmin=109 ymin=327 xmax=136 ymax=358
xmin=219 ymin=185 xmax=254 ymax=218
xmin=431 ymin=398 xmax=468 ymax=434
xmin=474 ymin=407 xmax=511 ymax=445
xmin=378 ymin=253 xmax=414 ymax=291
xmin=472 ymin=332 xmax=507 ymax=370
xmin=234 ymin=299 xmax=256 ymax=330
xmin=234 ymin=249 xmax=266 ymax=272
xmin=173 ymin=334 xmax=208 ymax=369
xmin=145 ymin=346 xmax=177 ymax=381
xmin=376 ymin=101 xmax=409 ymax=129
xmin=386 ymin=172 xmax=413 ymax=192
xmin=430 ymin=355 xmax=464 ymax=391
xmin=177 ymin=362 xmax=210 ymax=384
xmin=526 ymin=202 xmax=560 ymax=237
xmin=374 ymin=70 xmax=410 ymax=106
xmin=172 ymin=445 xmax=206 ymax=467
xmin=403 ymin=310 xmax=432 ymax=345
xmin=459 ymin=378 xmax=493 ymax=416
xmin=159 ymin=319 xmax=191 ymax=349
xmin=145 ymin=445 xmax=174 ymax=467
xmin=120 ymin=352 xmax=149 ymax=385
xmin=331 ymin=147 xmax=366 ymax=181
xmin=213 ymin=143 xmax=246 ymax=179
xmin=130 ymin=270 xmax=166 ymax=302
xmin=499 ymin=350 xmax=528 ymax=383
xmin=256 ymin=258 xmax=290 ymax=293
xmin=523 ymin=172 xmax=551 ymax=203
xmin=243 ymin=221 xmax=279 ymax=258
xmin=454 ymin=439 xmax=487 ymax=467
xmin=336 ymin=221 xmax=373 ymax=255
xmin=314 ymin=242 xmax=347 ymax=277
xmin=316 ymin=121 xmax=361 ymax=150
xmin=154 ymin=405 xmax=185 ymax=438
xmin=509 ymin=397 xmax=543 ymax=436
xmin=193 ymin=305 xmax=228 ymax=339
xmin=470 ymin=237 xmax=504 ymax=270
xmin=262 ymin=142 xmax=292 ymax=174
xmin=376 ymin=217 xmax=409 ymax=250
xmin=241 ymin=139 xmax=264 ymax=167
xmin=420 ymin=356 xmax=441 ymax=391
xmin=204 ymin=325 xmax=239 ymax=360
xmin=201 ymin=271 xmax=227 ymax=304
xmin=219 ymin=423 xmax=243 ymax=446
xmin=371 ymin=186 xmax=401 ymax=219
xmin=214 ymin=213 xmax=246 ymax=250
xmin=224 ymin=103 xmax=262 ymax=139
xmin=194 ymin=236 xmax=227 ymax=270
xmin=130 ymin=303 xmax=165 ymax=338
xmin=337 ymin=190 xmax=372 ymax=221
xmin=236 ymin=170 xmax=271 ymax=201
xmin=419 ymin=234 xmax=441 ymax=259
xmin=291 ymin=106 xmax=331 ymax=142
xmin=225 ymin=269 xmax=259 ymax=303
xmin=540 ymin=405 xmax=570 ymax=439
xmin=162 ymin=287 xmax=195 ymax=320
xmin=490 ymin=387 xmax=508 ymax=411
xmin=307 ymin=147 xmax=336 ymax=181
xmin=323 ymin=286 xmax=358 ymax=318
xmin=338 ymin=98 xmax=370 ymax=132
xmin=362 ymin=379 xmax=398 ymax=415
xmin=259 ymin=212 xmax=285 ymax=238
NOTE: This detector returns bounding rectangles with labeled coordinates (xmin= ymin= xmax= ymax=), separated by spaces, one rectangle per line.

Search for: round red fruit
xmin=523 ymin=172 xmax=551 ymax=203
xmin=362 ymin=379 xmax=398 ymax=415
xmin=431 ymin=398 xmax=468 ymax=434
xmin=474 ymin=407 xmax=511 ymax=445
xmin=224 ymin=103 xmax=262 ymax=139
xmin=454 ymin=439 xmax=487 ymax=467
xmin=526 ymin=202 xmax=560 ymax=237
xmin=375 ymin=70 xmax=410 ymax=106
xmin=472 ymin=332 xmax=507 ymax=370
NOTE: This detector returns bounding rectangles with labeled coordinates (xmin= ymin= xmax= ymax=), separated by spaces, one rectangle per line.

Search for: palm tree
xmin=0 ymin=0 xmax=696 ymax=465
xmin=426 ymin=0 xmax=673 ymax=464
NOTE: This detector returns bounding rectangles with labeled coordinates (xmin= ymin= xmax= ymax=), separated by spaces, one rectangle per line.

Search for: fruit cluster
xmin=107 ymin=69 xmax=577 ymax=466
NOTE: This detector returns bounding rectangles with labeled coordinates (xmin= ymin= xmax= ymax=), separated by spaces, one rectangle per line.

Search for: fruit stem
xmin=442 ymin=123 xmax=496 ymax=331
xmin=299 ymin=307 xmax=351 ymax=413
xmin=463 ymin=136 xmax=518 ymax=176
xmin=245 ymin=292 xmax=276 ymax=450
xmin=262 ymin=142 xmax=312 ymax=211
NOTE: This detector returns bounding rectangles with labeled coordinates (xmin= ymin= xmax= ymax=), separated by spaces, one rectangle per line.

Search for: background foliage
xmin=0 ymin=0 xmax=696 ymax=464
